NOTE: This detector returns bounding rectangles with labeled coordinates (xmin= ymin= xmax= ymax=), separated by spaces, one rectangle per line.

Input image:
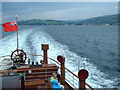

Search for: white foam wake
xmin=0 ymin=26 xmax=118 ymax=88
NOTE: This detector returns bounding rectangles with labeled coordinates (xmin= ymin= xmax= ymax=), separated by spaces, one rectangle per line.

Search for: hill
xmin=76 ymin=14 xmax=119 ymax=25
xmin=18 ymin=14 xmax=119 ymax=25
xmin=18 ymin=19 xmax=67 ymax=25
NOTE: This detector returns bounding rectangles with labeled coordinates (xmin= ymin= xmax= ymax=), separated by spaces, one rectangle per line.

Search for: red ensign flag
xmin=3 ymin=21 xmax=18 ymax=32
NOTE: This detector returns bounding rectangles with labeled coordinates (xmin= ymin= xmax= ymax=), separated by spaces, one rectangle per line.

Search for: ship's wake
xmin=0 ymin=27 xmax=118 ymax=88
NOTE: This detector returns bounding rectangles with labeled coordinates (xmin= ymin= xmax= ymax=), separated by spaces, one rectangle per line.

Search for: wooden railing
xmin=0 ymin=65 xmax=58 ymax=74
xmin=0 ymin=63 xmax=58 ymax=88
xmin=0 ymin=53 xmax=94 ymax=90
xmin=27 ymin=54 xmax=94 ymax=90
xmin=0 ymin=44 xmax=94 ymax=90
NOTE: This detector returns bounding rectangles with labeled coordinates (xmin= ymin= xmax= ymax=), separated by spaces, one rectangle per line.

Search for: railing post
xmin=78 ymin=69 xmax=89 ymax=90
xmin=41 ymin=44 xmax=49 ymax=64
xmin=57 ymin=55 xmax=65 ymax=85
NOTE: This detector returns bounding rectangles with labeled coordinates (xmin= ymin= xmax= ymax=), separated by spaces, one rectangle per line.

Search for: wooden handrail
xmin=85 ymin=82 xmax=94 ymax=90
xmin=27 ymin=54 xmax=60 ymax=65
xmin=0 ymin=55 xmax=11 ymax=58
xmin=65 ymin=67 xmax=94 ymax=90
xmin=65 ymin=67 xmax=78 ymax=78
xmin=0 ymin=54 xmax=94 ymax=90
xmin=0 ymin=70 xmax=17 ymax=73
xmin=48 ymin=57 xmax=60 ymax=65
xmin=0 ymin=67 xmax=58 ymax=73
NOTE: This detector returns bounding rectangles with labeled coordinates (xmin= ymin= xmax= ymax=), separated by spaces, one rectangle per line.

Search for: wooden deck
xmin=16 ymin=64 xmax=58 ymax=89
xmin=0 ymin=64 xmax=74 ymax=89
xmin=0 ymin=44 xmax=93 ymax=90
xmin=18 ymin=64 xmax=74 ymax=89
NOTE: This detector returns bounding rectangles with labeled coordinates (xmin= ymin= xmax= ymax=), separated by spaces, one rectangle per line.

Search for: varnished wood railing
xmin=0 ymin=65 xmax=58 ymax=73
xmin=29 ymin=54 xmax=94 ymax=90
xmin=0 ymin=54 xmax=94 ymax=90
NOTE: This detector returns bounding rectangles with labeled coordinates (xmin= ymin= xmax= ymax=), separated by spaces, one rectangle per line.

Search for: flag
xmin=3 ymin=21 xmax=18 ymax=32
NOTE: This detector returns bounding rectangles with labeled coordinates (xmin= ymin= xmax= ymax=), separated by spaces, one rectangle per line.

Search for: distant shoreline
xmin=17 ymin=14 xmax=119 ymax=25
xmin=2 ymin=14 xmax=119 ymax=25
xmin=17 ymin=24 xmax=119 ymax=25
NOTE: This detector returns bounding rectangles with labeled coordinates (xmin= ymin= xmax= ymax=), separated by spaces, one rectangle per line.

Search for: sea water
xmin=0 ymin=25 xmax=119 ymax=88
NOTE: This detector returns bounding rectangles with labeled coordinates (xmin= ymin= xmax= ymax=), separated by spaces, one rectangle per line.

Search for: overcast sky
xmin=1 ymin=2 xmax=118 ymax=23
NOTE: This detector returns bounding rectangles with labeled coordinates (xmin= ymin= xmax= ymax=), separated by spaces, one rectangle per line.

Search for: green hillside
xmin=77 ymin=14 xmax=119 ymax=25
xmin=18 ymin=14 xmax=119 ymax=25
xmin=18 ymin=19 xmax=67 ymax=25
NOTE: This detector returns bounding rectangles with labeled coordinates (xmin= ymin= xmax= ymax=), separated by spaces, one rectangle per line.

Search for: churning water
xmin=0 ymin=25 xmax=119 ymax=88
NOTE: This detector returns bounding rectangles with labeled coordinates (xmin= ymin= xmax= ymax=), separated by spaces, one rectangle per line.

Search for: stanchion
xmin=78 ymin=69 xmax=89 ymax=90
xmin=41 ymin=44 xmax=49 ymax=64
xmin=57 ymin=55 xmax=65 ymax=85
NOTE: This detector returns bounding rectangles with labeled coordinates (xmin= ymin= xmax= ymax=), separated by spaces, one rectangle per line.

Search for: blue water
xmin=43 ymin=25 xmax=118 ymax=75
xmin=0 ymin=25 xmax=119 ymax=88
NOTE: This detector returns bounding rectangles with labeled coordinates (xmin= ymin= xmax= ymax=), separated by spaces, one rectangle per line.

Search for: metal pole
xmin=16 ymin=15 xmax=19 ymax=50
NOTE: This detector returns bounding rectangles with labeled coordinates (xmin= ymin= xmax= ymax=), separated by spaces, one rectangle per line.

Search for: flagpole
xmin=16 ymin=15 xmax=19 ymax=50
